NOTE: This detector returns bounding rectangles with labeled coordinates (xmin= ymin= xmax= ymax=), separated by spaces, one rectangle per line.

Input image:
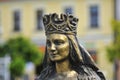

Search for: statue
xmin=35 ymin=13 xmax=106 ymax=80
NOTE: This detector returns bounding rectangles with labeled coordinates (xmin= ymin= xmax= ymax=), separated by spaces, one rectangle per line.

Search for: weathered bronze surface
xmin=36 ymin=13 xmax=106 ymax=80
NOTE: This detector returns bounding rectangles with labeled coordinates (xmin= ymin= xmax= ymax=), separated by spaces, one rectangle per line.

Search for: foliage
xmin=0 ymin=36 xmax=44 ymax=77
xmin=107 ymin=20 xmax=120 ymax=62
xmin=0 ymin=45 xmax=5 ymax=57
xmin=10 ymin=57 xmax=25 ymax=77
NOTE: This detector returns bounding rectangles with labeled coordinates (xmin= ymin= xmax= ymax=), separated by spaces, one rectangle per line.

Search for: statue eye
xmin=54 ymin=40 xmax=64 ymax=45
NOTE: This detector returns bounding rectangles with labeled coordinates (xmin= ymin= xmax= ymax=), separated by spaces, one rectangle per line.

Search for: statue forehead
xmin=46 ymin=33 xmax=68 ymax=40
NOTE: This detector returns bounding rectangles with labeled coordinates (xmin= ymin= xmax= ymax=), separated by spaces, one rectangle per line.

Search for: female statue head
xmin=46 ymin=33 xmax=70 ymax=62
xmin=36 ymin=13 xmax=106 ymax=80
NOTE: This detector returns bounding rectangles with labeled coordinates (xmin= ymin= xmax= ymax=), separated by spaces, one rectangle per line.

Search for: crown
xmin=43 ymin=13 xmax=79 ymax=35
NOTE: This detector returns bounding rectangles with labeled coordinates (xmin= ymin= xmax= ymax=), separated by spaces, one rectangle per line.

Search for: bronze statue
xmin=36 ymin=13 xmax=106 ymax=80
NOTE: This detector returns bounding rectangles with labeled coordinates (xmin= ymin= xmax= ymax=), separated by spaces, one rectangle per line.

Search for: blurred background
xmin=0 ymin=0 xmax=120 ymax=80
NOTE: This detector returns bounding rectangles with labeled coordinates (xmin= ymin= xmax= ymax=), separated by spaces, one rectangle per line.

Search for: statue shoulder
xmin=77 ymin=65 xmax=105 ymax=80
xmin=35 ymin=66 xmax=54 ymax=80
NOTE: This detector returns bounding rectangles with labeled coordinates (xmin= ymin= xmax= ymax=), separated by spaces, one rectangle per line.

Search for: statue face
xmin=47 ymin=34 xmax=69 ymax=62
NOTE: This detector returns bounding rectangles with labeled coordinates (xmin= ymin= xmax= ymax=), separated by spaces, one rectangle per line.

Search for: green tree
xmin=0 ymin=36 xmax=44 ymax=77
xmin=107 ymin=20 xmax=120 ymax=62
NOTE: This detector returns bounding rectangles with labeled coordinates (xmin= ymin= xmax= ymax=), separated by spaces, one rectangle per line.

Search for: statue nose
xmin=50 ymin=43 xmax=56 ymax=51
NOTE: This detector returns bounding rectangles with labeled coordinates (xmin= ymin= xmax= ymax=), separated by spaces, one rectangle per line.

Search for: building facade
xmin=0 ymin=0 xmax=114 ymax=79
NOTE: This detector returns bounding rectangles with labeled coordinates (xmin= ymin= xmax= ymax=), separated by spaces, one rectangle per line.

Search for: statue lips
xmin=50 ymin=52 xmax=58 ymax=58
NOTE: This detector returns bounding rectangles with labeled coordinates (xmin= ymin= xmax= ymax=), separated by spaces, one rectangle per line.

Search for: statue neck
xmin=55 ymin=59 xmax=72 ymax=73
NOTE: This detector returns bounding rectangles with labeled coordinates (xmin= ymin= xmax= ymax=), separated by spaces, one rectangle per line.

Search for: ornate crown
xmin=43 ymin=13 xmax=79 ymax=35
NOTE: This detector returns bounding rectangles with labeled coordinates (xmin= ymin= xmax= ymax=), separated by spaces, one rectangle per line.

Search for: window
xmin=90 ymin=5 xmax=99 ymax=28
xmin=64 ymin=7 xmax=73 ymax=14
xmin=36 ymin=10 xmax=43 ymax=30
xmin=13 ymin=10 xmax=21 ymax=31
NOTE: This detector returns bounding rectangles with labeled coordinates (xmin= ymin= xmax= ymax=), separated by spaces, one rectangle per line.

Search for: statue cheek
xmin=58 ymin=45 xmax=69 ymax=54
